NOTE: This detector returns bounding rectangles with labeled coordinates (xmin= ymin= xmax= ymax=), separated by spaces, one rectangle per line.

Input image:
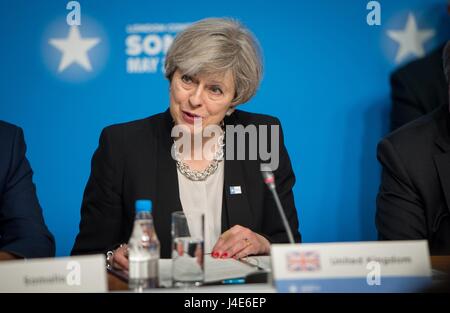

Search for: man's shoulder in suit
xmin=0 ymin=120 xmax=20 ymax=132
xmin=0 ymin=121 xmax=23 ymax=170
xmin=381 ymin=106 xmax=449 ymax=159
xmin=393 ymin=44 xmax=444 ymax=80
xmin=0 ymin=120 xmax=21 ymax=145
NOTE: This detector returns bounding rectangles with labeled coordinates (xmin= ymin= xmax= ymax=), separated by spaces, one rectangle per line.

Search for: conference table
xmin=107 ymin=256 xmax=450 ymax=292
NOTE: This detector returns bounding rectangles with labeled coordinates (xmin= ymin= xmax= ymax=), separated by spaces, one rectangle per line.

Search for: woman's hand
xmin=211 ymin=225 xmax=270 ymax=259
xmin=107 ymin=244 xmax=129 ymax=271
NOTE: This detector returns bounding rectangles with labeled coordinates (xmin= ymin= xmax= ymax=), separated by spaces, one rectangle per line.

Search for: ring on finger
xmin=120 ymin=243 xmax=129 ymax=257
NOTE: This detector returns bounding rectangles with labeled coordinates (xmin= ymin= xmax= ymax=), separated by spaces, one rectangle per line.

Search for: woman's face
xmin=169 ymin=69 xmax=236 ymax=132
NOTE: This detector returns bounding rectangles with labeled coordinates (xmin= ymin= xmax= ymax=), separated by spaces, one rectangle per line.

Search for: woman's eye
xmin=210 ymin=86 xmax=223 ymax=95
xmin=181 ymin=75 xmax=192 ymax=83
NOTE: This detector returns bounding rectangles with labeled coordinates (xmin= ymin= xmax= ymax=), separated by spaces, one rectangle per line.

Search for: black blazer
xmin=0 ymin=121 xmax=55 ymax=258
xmin=71 ymin=109 xmax=301 ymax=258
xmin=390 ymin=44 xmax=448 ymax=131
xmin=376 ymin=106 xmax=450 ymax=255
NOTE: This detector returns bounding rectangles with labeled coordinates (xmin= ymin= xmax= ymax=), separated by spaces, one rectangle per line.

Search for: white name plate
xmin=271 ymin=240 xmax=432 ymax=293
xmin=0 ymin=254 xmax=107 ymax=292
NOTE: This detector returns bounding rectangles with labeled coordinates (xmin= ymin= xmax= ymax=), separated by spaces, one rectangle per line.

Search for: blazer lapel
xmin=434 ymin=112 xmax=450 ymax=213
xmin=223 ymin=158 xmax=254 ymax=231
xmin=222 ymin=114 xmax=254 ymax=232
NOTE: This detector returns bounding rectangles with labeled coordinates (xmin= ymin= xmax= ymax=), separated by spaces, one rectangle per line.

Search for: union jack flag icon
xmin=286 ymin=251 xmax=321 ymax=272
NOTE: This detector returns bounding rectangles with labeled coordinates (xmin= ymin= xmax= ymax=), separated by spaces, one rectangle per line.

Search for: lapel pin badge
xmin=230 ymin=186 xmax=242 ymax=195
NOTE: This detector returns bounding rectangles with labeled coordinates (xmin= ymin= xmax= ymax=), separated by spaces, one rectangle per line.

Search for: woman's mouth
xmin=182 ymin=111 xmax=202 ymax=124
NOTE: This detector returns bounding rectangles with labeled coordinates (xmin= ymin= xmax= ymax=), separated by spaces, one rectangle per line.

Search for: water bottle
xmin=128 ymin=199 xmax=160 ymax=291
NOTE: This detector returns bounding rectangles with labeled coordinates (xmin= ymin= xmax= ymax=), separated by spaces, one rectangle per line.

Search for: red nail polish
xmin=222 ymin=252 xmax=228 ymax=258
xmin=212 ymin=251 xmax=219 ymax=258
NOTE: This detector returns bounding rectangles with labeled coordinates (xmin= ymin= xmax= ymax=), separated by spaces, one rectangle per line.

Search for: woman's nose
xmin=189 ymin=86 xmax=203 ymax=107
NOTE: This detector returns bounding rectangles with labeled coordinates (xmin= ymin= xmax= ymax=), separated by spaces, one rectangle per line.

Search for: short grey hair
xmin=444 ymin=41 xmax=450 ymax=83
xmin=165 ymin=17 xmax=263 ymax=105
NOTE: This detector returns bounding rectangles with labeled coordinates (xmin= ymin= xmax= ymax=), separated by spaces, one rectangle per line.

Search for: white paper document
xmin=204 ymin=255 xmax=261 ymax=282
xmin=112 ymin=257 xmax=270 ymax=288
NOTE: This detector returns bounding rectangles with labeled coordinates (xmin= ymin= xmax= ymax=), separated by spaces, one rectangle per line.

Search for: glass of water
xmin=171 ymin=211 xmax=204 ymax=287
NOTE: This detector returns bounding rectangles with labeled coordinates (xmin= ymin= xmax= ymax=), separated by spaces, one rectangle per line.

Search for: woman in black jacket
xmin=72 ymin=18 xmax=301 ymax=270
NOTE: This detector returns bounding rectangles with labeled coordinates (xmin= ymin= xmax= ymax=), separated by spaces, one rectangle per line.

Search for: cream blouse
xmin=176 ymin=161 xmax=224 ymax=253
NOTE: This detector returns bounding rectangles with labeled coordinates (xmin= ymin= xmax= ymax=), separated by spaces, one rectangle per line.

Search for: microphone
xmin=261 ymin=167 xmax=295 ymax=244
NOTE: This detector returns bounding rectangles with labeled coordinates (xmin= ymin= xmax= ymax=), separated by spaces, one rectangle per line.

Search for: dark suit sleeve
xmin=261 ymin=120 xmax=301 ymax=243
xmin=376 ymin=138 xmax=427 ymax=240
xmin=0 ymin=127 xmax=55 ymax=258
xmin=390 ymin=71 xmax=426 ymax=131
xmin=71 ymin=127 xmax=125 ymax=255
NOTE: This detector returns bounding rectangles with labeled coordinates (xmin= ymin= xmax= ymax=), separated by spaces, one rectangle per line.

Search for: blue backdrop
xmin=1 ymin=0 xmax=449 ymax=256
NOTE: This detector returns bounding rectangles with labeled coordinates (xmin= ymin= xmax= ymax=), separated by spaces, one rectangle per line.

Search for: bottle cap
xmin=135 ymin=199 xmax=152 ymax=213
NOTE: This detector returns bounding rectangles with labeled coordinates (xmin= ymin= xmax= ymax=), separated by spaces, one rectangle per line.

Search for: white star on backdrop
xmin=387 ymin=13 xmax=435 ymax=63
xmin=49 ymin=26 xmax=100 ymax=72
